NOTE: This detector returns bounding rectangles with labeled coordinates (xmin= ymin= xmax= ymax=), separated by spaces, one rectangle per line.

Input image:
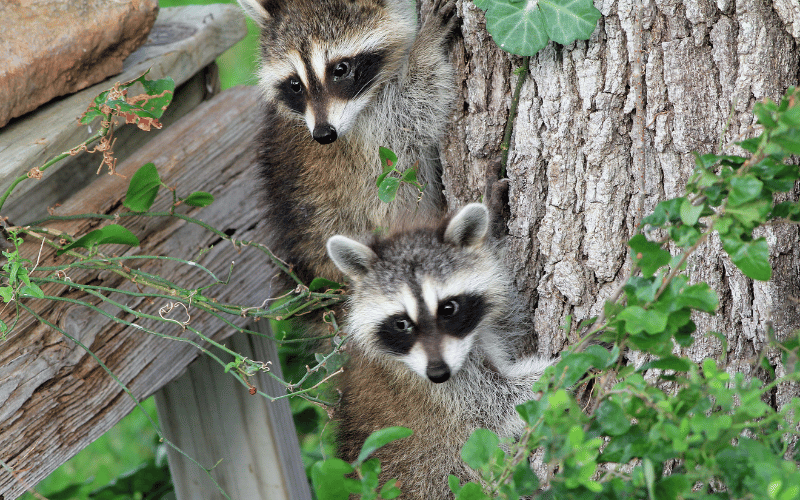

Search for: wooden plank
xmin=0 ymin=86 xmax=299 ymax=499
xmin=0 ymin=4 xmax=246 ymax=214
xmin=155 ymin=324 xmax=312 ymax=500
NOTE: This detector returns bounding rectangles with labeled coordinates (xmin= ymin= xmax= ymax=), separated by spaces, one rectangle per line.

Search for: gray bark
xmin=441 ymin=0 xmax=800 ymax=401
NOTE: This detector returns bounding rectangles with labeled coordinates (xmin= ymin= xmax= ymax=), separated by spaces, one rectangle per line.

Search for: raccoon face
xmin=371 ymin=284 xmax=488 ymax=383
xmin=328 ymin=204 xmax=504 ymax=384
xmin=270 ymin=47 xmax=389 ymax=144
xmin=239 ymin=0 xmax=416 ymax=144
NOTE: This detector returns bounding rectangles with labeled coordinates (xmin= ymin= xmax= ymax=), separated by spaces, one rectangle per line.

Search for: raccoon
xmin=237 ymin=0 xmax=457 ymax=286
xmin=326 ymin=203 xmax=554 ymax=499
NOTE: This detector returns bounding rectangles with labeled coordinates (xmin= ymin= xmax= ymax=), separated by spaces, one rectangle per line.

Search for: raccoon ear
xmin=327 ymin=235 xmax=377 ymax=279
xmin=236 ymin=0 xmax=279 ymax=24
xmin=444 ymin=203 xmax=490 ymax=248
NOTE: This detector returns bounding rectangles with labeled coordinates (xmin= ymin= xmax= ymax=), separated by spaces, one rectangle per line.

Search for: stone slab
xmin=0 ymin=0 xmax=159 ymax=128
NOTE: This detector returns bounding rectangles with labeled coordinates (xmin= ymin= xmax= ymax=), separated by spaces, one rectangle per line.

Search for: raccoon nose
xmin=426 ymin=362 xmax=451 ymax=383
xmin=313 ymin=124 xmax=338 ymax=144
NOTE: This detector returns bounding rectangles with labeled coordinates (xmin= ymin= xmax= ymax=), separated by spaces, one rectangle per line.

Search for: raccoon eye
xmin=332 ymin=61 xmax=351 ymax=81
xmin=395 ymin=318 xmax=413 ymax=332
xmin=439 ymin=300 xmax=459 ymax=318
xmin=288 ymin=78 xmax=303 ymax=94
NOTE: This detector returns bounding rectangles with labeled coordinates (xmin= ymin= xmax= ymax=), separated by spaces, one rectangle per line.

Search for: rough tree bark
xmin=440 ymin=0 xmax=800 ymax=402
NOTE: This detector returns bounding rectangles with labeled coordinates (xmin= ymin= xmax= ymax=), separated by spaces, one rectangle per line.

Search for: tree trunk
xmin=441 ymin=0 xmax=800 ymax=402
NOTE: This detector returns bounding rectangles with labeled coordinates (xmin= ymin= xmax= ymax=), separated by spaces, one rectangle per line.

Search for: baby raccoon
xmin=326 ymin=203 xmax=554 ymax=499
xmin=237 ymin=0 xmax=457 ymax=285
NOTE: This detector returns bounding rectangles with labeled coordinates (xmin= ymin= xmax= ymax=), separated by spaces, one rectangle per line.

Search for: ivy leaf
xmin=124 ymin=163 xmax=160 ymax=212
xmin=721 ymin=235 xmax=772 ymax=281
xmin=539 ymin=0 xmax=602 ymax=46
xmin=57 ymin=225 xmax=140 ymax=255
xmin=483 ymin=0 xmax=550 ymax=56
xmin=378 ymin=177 xmax=401 ymax=203
xmin=183 ymin=191 xmax=215 ymax=207
xmin=356 ymin=427 xmax=412 ymax=465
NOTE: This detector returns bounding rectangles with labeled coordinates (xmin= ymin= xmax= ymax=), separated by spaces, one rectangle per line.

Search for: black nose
xmin=313 ymin=124 xmax=338 ymax=144
xmin=427 ymin=362 xmax=451 ymax=383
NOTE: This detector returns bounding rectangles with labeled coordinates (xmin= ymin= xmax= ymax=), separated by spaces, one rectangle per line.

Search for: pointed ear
xmin=236 ymin=0 xmax=278 ymax=25
xmin=326 ymin=235 xmax=377 ymax=279
xmin=444 ymin=203 xmax=490 ymax=248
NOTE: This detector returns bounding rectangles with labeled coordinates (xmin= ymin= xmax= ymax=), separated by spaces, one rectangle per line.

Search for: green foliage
xmin=376 ymin=147 xmax=426 ymax=203
xmin=311 ymin=88 xmax=800 ymax=499
xmin=437 ymin=87 xmax=800 ymax=500
xmin=57 ymin=224 xmax=141 ymax=255
xmin=20 ymin=398 xmax=166 ymax=500
xmin=310 ymin=427 xmax=412 ymax=500
xmin=81 ymin=70 xmax=174 ymax=127
xmin=474 ymin=0 xmax=601 ymax=56
xmin=124 ymin=162 xmax=161 ymax=211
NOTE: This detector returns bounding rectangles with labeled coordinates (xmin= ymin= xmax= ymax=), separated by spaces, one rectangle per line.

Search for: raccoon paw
xmin=422 ymin=0 xmax=460 ymax=46
xmin=484 ymin=158 xmax=509 ymax=235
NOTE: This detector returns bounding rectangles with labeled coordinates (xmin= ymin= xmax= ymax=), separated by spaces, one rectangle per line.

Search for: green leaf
xmin=311 ymin=459 xmax=359 ymax=500
xmin=725 ymin=199 xmax=771 ymax=227
xmin=618 ymin=306 xmax=668 ymax=334
xmin=773 ymin=128 xmax=800 ymax=155
xmin=378 ymin=146 xmax=398 ymax=169
xmin=511 ymin=462 xmax=539 ymax=495
xmin=679 ymin=197 xmax=703 ymax=226
xmin=642 ymin=198 xmax=684 ymax=227
xmin=19 ymin=284 xmax=45 ymax=299
xmin=124 ymin=163 xmax=160 ymax=212
xmin=309 ymin=277 xmax=345 ymax=292
xmin=379 ymin=479 xmax=402 ymax=499
xmin=0 ymin=287 xmax=13 ymax=302
xmin=722 ymin=235 xmax=772 ymax=281
xmin=676 ymin=283 xmax=719 ymax=313
xmin=554 ymin=352 xmax=595 ymax=387
xmin=484 ymin=0 xmax=550 ymax=56
xmin=378 ymin=176 xmax=401 ymax=203
xmin=183 ymin=191 xmax=215 ymax=207
xmin=728 ymin=175 xmax=764 ymax=207
xmin=461 ymin=428 xmax=500 ymax=470
xmin=356 ymin=427 xmax=413 ymax=465
xmin=454 ymin=482 xmax=489 ymax=500
xmin=57 ymin=225 xmax=140 ymax=255
xmin=539 ymin=0 xmax=602 ymax=46
xmin=629 ymin=234 xmax=671 ymax=277
xmin=596 ymin=400 xmax=631 ymax=436
xmin=401 ymin=167 xmax=419 ymax=185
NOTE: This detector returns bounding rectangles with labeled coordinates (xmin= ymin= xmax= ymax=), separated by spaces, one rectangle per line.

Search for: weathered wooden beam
xmin=0 ymin=4 xmax=246 ymax=219
xmin=0 ymin=85 xmax=306 ymax=500
xmin=155 ymin=324 xmax=313 ymax=500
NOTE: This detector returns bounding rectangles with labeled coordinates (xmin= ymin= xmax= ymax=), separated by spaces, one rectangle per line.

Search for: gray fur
xmin=238 ymin=0 xmax=456 ymax=285
xmin=328 ymin=204 xmax=554 ymax=499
